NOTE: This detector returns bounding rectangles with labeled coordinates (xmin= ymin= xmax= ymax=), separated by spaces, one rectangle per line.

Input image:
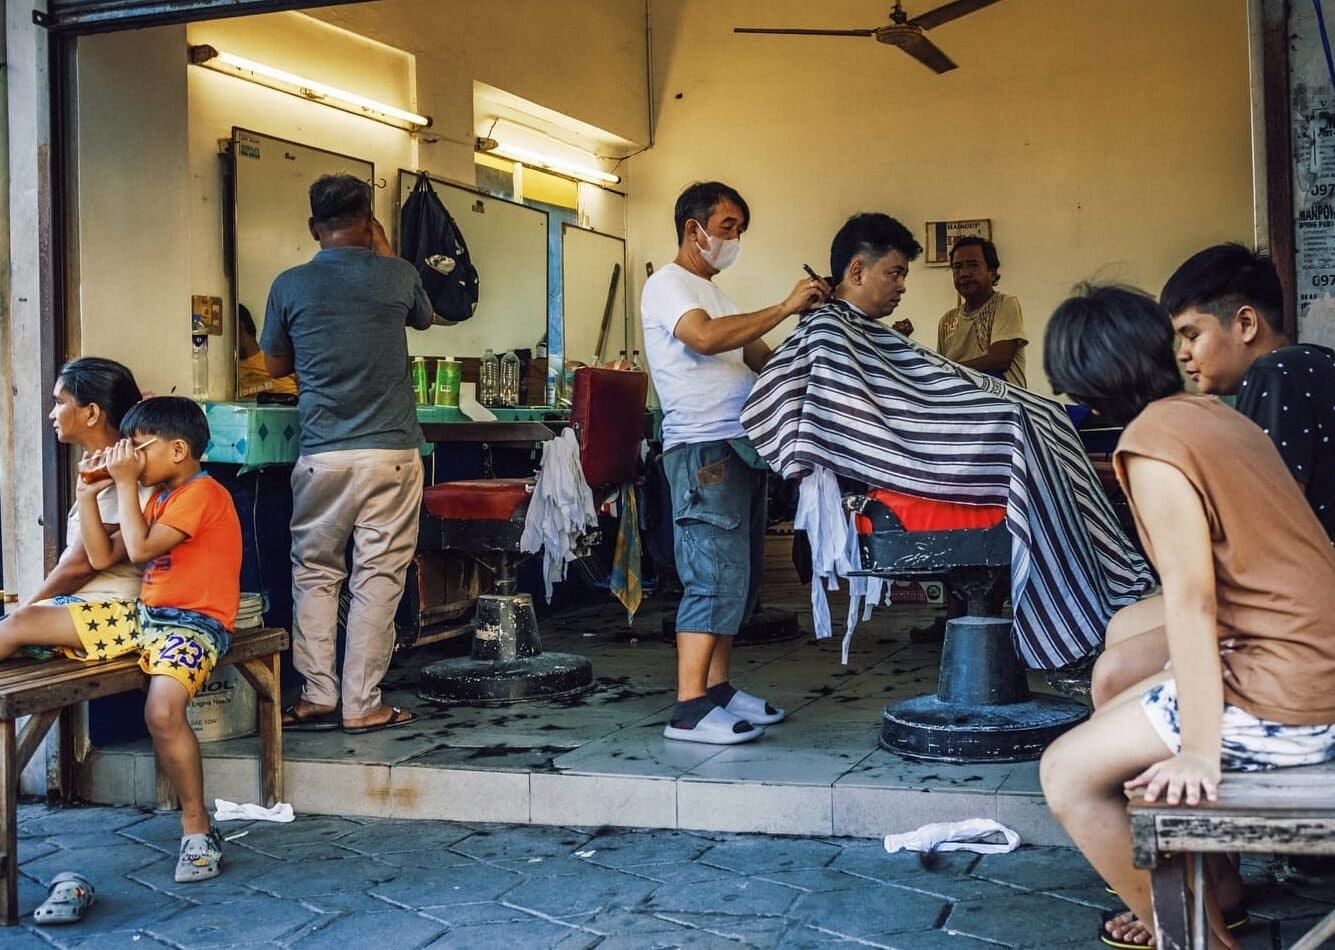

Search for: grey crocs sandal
xmin=33 ymin=871 xmax=94 ymax=925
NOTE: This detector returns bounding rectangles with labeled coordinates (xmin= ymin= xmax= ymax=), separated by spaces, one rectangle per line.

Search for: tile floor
xmin=83 ymin=577 xmax=1078 ymax=846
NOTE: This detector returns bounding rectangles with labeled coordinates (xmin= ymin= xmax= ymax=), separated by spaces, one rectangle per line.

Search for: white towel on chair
xmin=521 ymin=429 xmax=597 ymax=601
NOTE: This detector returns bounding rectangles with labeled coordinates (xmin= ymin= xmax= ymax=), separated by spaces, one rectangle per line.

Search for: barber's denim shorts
xmin=662 ymin=439 xmax=766 ymax=636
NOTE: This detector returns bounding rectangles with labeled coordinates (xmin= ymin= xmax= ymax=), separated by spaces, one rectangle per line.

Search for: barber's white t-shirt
xmin=64 ymin=483 xmax=153 ymax=602
xmin=641 ymin=262 xmax=756 ymax=450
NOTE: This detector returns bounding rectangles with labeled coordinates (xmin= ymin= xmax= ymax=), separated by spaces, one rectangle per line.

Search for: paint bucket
xmin=187 ymin=593 xmax=263 ymax=741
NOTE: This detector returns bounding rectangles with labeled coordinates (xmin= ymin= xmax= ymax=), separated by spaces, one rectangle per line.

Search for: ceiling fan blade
xmin=908 ymin=0 xmax=1003 ymax=31
xmin=893 ymin=31 xmax=958 ymax=73
xmin=734 ymin=27 xmax=876 ymax=36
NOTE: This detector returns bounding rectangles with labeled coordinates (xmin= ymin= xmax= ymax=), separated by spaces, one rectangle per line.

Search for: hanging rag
xmin=521 ymin=429 xmax=597 ymax=601
xmin=883 ymin=819 xmax=1021 ymax=855
xmin=609 ymin=483 xmax=643 ymax=623
xmin=212 ymin=799 xmax=295 ymax=823
xmin=794 ymin=466 xmax=885 ymax=663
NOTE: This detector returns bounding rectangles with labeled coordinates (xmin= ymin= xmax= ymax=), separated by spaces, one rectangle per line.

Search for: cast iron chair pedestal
xmin=417 ymin=486 xmax=594 ymax=706
xmin=880 ymin=613 xmax=1089 ymax=762
xmin=854 ymin=498 xmax=1088 ymax=763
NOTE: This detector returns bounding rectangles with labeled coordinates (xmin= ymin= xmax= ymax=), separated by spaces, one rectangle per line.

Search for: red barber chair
xmin=417 ymin=367 xmax=649 ymax=705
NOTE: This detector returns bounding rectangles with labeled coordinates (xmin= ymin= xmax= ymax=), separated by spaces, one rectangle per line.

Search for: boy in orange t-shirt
xmin=0 ymin=397 xmax=242 ymax=883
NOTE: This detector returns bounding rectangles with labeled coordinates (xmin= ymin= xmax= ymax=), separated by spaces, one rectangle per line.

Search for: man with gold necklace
xmin=936 ymin=237 xmax=1028 ymax=387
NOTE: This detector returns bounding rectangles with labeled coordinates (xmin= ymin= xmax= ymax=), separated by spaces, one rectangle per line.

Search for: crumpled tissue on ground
xmin=883 ymin=819 xmax=1020 ymax=855
xmin=213 ymin=799 xmax=295 ymax=823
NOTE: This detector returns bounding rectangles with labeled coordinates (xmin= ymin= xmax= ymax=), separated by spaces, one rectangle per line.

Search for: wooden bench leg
xmin=236 ymin=654 xmax=283 ymax=807
xmin=1149 ymin=852 xmax=1191 ymax=950
xmin=55 ymin=708 xmax=76 ymax=804
xmin=0 ymin=719 xmax=17 ymax=925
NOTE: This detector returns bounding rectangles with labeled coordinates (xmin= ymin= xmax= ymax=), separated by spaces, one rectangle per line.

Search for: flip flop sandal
xmin=662 ymin=705 xmax=764 ymax=745
xmin=281 ymin=704 xmax=340 ymax=731
xmin=342 ymin=706 xmax=417 ymax=735
xmin=1098 ymin=906 xmax=1250 ymax=948
xmin=33 ymin=872 xmax=94 ymax=925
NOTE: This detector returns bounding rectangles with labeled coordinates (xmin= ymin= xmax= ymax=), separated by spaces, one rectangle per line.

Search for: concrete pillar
xmin=4 ymin=0 xmax=59 ymax=603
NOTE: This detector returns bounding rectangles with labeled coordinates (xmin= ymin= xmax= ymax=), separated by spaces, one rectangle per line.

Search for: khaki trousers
xmin=289 ymin=448 xmax=422 ymax=719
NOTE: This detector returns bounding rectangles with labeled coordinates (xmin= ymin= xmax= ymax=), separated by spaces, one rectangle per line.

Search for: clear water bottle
xmin=630 ymin=349 xmax=642 ymax=371
xmin=479 ymin=348 xmax=499 ymax=406
xmin=500 ymin=350 xmax=521 ymax=407
xmin=191 ymin=334 xmax=209 ymax=400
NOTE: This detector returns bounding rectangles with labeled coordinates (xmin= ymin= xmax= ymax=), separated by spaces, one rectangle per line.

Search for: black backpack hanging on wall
xmin=400 ymin=172 xmax=480 ymax=322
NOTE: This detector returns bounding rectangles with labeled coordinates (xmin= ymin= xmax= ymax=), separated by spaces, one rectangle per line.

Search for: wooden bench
xmin=0 ymin=625 xmax=288 ymax=925
xmin=1129 ymin=760 xmax=1335 ymax=950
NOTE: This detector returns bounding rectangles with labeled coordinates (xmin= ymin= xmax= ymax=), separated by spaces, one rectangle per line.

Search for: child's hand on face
xmin=104 ymin=438 xmax=146 ymax=484
xmin=1124 ymin=750 xmax=1221 ymax=806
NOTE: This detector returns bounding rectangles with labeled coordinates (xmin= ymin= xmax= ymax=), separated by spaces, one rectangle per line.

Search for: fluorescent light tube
xmin=486 ymin=141 xmax=621 ymax=185
xmin=189 ymin=45 xmax=431 ymax=131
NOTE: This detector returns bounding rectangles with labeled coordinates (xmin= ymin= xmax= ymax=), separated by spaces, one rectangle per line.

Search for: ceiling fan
xmin=734 ymin=0 xmax=1002 ymax=74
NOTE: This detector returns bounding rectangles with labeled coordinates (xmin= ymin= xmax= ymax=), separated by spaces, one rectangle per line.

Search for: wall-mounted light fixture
xmin=188 ymin=45 xmax=432 ymax=132
xmin=477 ymin=138 xmax=621 ymax=186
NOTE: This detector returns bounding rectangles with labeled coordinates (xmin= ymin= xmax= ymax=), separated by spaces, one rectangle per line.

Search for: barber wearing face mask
xmin=641 ymin=180 xmax=828 ymax=745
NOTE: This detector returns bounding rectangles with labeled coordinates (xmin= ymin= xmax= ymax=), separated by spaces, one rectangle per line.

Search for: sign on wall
xmin=924 ymin=218 xmax=992 ymax=266
xmin=1290 ymin=3 xmax=1335 ymax=348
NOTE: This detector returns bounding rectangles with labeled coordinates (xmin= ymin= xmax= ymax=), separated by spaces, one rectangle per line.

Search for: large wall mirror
xmin=561 ymin=224 xmax=627 ymax=365
xmin=231 ymin=127 xmax=374 ymax=398
xmin=396 ymin=171 xmax=549 ymax=363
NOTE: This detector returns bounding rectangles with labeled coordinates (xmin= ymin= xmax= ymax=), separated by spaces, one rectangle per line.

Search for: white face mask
xmin=693 ymin=222 xmax=742 ymax=272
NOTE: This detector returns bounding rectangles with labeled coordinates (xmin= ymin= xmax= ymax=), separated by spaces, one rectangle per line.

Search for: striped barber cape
xmin=741 ymin=300 xmax=1155 ymax=669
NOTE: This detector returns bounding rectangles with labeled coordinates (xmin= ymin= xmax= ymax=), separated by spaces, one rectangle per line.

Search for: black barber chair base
xmin=879 ymin=616 xmax=1088 ymax=763
xmin=419 ymin=592 xmax=594 ymax=706
xmin=660 ymin=607 xmax=803 ymax=645
xmin=880 ymin=694 xmax=1088 ymax=762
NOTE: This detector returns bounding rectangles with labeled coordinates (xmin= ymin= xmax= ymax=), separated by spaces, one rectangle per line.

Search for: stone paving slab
xmin=10 ymin=803 xmax=1333 ymax=948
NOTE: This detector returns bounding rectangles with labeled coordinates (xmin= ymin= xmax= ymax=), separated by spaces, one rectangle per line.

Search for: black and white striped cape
xmin=741 ymin=300 xmax=1156 ymax=669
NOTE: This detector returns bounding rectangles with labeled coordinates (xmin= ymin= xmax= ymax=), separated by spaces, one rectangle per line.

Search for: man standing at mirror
xmin=936 ymin=237 xmax=1028 ymax=387
xmin=262 ymin=174 xmax=432 ymax=735
xmin=641 ymin=180 xmax=828 ymax=745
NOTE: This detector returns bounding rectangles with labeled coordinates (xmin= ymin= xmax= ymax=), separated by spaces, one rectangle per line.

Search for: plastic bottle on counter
xmin=500 ymin=350 xmax=521 ymax=407
xmin=630 ymin=349 xmax=642 ymax=371
xmin=191 ymin=334 xmax=209 ymax=400
xmin=479 ymin=348 xmax=499 ymax=406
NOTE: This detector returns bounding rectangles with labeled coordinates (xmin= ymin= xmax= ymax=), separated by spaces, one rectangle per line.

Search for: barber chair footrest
xmin=418 ymin=653 xmax=594 ymax=706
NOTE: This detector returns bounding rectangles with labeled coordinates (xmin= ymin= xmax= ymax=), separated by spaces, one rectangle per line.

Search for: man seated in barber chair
xmin=742 ymin=212 xmax=1156 ymax=671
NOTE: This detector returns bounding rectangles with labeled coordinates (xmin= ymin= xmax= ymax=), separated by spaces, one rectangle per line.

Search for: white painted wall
xmin=75 ymin=26 xmax=193 ymax=400
xmin=625 ymin=0 xmax=1256 ymax=395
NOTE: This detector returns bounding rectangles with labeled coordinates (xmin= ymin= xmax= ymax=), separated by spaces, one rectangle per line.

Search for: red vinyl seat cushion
xmin=854 ymin=487 xmax=1007 ymax=534
xmin=422 ymin=478 xmax=533 ymax=520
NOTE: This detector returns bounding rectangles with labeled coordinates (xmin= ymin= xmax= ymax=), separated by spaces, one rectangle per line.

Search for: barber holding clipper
xmin=641 ymin=181 xmax=828 ymax=745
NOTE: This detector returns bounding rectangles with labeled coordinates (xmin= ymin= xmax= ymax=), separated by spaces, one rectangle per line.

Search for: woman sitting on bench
xmin=1038 ymin=285 xmax=1335 ymax=950
xmin=11 ymin=357 xmax=150 ymax=612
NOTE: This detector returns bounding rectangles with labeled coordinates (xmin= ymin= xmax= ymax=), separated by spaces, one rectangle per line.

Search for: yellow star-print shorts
xmin=60 ymin=600 xmax=221 ymax=699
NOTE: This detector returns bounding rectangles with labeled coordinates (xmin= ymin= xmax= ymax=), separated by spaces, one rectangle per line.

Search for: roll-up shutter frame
xmin=34 ymin=0 xmax=364 ymax=34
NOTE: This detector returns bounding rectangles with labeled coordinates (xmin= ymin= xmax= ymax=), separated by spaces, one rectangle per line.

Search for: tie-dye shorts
xmin=59 ymin=599 xmax=226 ymax=700
xmin=1141 ymin=678 xmax=1335 ymax=772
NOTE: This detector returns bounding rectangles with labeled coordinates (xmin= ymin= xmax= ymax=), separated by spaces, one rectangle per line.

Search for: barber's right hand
xmin=782 ymin=275 xmax=831 ymax=317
